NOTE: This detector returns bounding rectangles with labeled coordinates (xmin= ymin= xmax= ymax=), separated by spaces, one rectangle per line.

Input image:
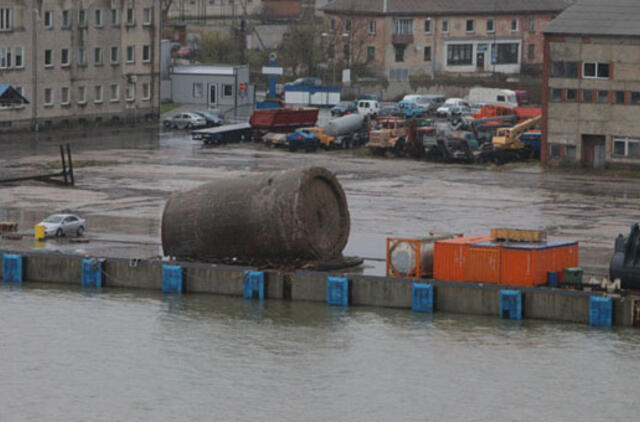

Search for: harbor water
xmin=1 ymin=283 xmax=639 ymax=421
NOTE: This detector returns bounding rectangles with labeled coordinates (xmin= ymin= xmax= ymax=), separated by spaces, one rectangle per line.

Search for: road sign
xmin=262 ymin=66 xmax=283 ymax=75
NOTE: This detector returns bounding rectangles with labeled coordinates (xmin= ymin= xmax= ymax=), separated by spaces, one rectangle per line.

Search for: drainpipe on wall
xmin=234 ymin=68 xmax=238 ymax=121
xmin=383 ymin=0 xmax=387 ymax=14
xmin=31 ymin=7 xmax=38 ymax=131
xmin=432 ymin=17 xmax=437 ymax=77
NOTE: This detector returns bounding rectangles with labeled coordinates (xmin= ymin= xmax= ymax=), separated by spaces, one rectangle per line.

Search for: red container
xmin=249 ymin=108 xmax=319 ymax=129
xmin=500 ymin=241 xmax=579 ymax=287
xmin=433 ymin=235 xmax=492 ymax=282
xmin=464 ymin=243 xmax=501 ymax=284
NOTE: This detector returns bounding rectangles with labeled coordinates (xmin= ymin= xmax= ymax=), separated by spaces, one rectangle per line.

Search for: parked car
xmin=422 ymin=95 xmax=447 ymax=113
xmin=357 ymin=100 xmax=380 ymax=117
xmin=354 ymin=94 xmax=378 ymax=105
xmin=286 ymin=77 xmax=322 ymax=87
xmin=331 ymin=101 xmax=357 ymax=117
xmin=195 ymin=110 xmax=224 ymax=127
xmin=436 ymin=98 xmax=470 ymax=117
xmin=450 ymin=104 xmax=472 ymax=117
xmin=396 ymin=99 xmax=427 ymax=118
xmin=163 ymin=112 xmax=207 ymax=129
xmin=378 ymin=102 xmax=398 ymax=117
xmin=38 ymin=214 xmax=86 ymax=237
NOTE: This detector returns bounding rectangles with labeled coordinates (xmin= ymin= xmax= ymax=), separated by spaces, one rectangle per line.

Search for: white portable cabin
xmin=468 ymin=87 xmax=518 ymax=108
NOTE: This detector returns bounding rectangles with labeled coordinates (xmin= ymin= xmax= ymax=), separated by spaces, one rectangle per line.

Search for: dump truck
xmin=368 ymin=117 xmax=408 ymax=156
xmin=249 ymin=106 xmax=319 ymax=140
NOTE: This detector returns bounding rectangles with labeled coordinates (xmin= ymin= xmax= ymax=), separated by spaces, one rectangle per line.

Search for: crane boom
xmin=492 ymin=115 xmax=541 ymax=150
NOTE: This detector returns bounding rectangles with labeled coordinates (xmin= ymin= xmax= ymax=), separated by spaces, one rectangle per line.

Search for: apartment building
xmin=322 ymin=0 xmax=572 ymax=82
xmin=167 ymin=0 xmax=311 ymax=21
xmin=0 ymin=0 xmax=160 ymax=131
xmin=542 ymin=0 xmax=640 ymax=167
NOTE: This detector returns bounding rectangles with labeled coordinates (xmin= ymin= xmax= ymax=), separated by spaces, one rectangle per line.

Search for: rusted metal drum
xmin=161 ymin=167 xmax=350 ymax=261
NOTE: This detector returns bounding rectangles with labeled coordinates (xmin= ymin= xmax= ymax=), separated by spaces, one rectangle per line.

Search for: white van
xmin=468 ymin=87 xmax=518 ymax=108
xmin=357 ymin=100 xmax=380 ymax=117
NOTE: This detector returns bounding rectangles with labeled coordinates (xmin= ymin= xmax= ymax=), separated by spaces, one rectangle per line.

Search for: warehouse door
xmin=582 ymin=135 xmax=606 ymax=168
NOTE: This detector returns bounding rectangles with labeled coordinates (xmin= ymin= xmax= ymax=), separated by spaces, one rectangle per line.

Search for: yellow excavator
xmin=492 ymin=115 xmax=541 ymax=150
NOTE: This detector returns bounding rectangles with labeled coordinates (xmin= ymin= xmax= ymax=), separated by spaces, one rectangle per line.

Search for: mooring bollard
xmin=162 ymin=265 xmax=183 ymax=294
xmin=500 ymin=289 xmax=522 ymax=320
xmin=327 ymin=276 xmax=349 ymax=306
xmin=2 ymin=253 xmax=23 ymax=283
xmin=412 ymin=283 xmax=434 ymax=313
xmin=589 ymin=296 xmax=613 ymax=327
xmin=243 ymin=271 xmax=264 ymax=300
xmin=81 ymin=258 xmax=102 ymax=288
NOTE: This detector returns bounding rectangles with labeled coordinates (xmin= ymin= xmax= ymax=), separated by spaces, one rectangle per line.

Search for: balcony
xmin=392 ymin=33 xmax=413 ymax=45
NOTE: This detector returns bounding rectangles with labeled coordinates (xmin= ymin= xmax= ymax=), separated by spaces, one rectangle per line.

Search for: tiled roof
xmin=544 ymin=0 xmax=640 ymax=36
xmin=323 ymin=0 xmax=573 ymax=15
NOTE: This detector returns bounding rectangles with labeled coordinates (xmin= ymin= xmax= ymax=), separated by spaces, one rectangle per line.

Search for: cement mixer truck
xmin=285 ymin=113 xmax=369 ymax=150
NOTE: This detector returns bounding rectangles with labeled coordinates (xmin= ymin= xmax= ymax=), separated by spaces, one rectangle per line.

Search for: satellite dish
xmin=269 ymin=52 xmax=277 ymax=61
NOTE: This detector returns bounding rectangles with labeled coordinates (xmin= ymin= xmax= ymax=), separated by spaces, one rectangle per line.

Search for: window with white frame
xmin=424 ymin=18 xmax=431 ymax=34
xmin=126 ymin=83 xmax=135 ymax=101
xmin=126 ymin=7 xmax=134 ymax=25
xmin=77 ymin=86 xmax=86 ymax=103
xmin=583 ymin=62 xmax=610 ymax=79
xmin=466 ymin=19 xmax=475 ymax=33
xmin=112 ymin=8 xmax=119 ymax=25
xmin=0 ymin=7 xmax=12 ymax=31
xmin=143 ymin=7 xmax=152 ymax=25
xmin=529 ymin=17 xmax=535 ymax=32
xmin=94 ymin=85 xmax=103 ymax=103
xmin=44 ymin=87 xmax=53 ymax=105
xmin=94 ymin=47 xmax=104 ymax=65
xmin=78 ymin=9 xmax=87 ymax=27
xmin=77 ymin=47 xmax=86 ymax=65
xmin=44 ymin=10 xmax=53 ymax=28
xmin=442 ymin=20 xmax=449 ymax=33
xmin=344 ymin=18 xmax=351 ymax=32
xmin=95 ymin=9 xmax=103 ymax=27
xmin=142 ymin=45 xmax=150 ymax=62
xmin=110 ymin=84 xmax=119 ymax=101
xmin=0 ymin=47 xmax=11 ymax=68
xmin=393 ymin=18 xmax=413 ymax=34
xmin=447 ymin=44 xmax=473 ymax=66
xmin=111 ymin=46 xmax=119 ymax=64
xmin=223 ymin=84 xmax=233 ymax=97
xmin=61 ymin=48 xmax=70 ymax=66
xmin=61 ymin=87 xmax=70 ymax=105
xmin=389 ymin=68 xmax=409 ymax=82
xmin=511 ymin=18 xmax=519 ymax=31
xmin=368 ymin=20 xmax=375 ymax=35
xmin=142 ymin=82 xmax=150 ymax=100
xmin=492 ymin=43 xmax=519 ymax=65
xmin=62 ymin=10 xmax=71 ymax=27
xmin=126 ymin=45 xmax=135 ymax=63
xmin=193 ymin=83 xmax=203 ymax=98
xmin=44 ymin=49 xmax=53 ymax=67
xmin=486 ymin=18 xmax=495 ymax=32
xmin=613 ymin=137 xmax=640 ymax=158
xmin=15 ymin=46 xmax=23 ymax=67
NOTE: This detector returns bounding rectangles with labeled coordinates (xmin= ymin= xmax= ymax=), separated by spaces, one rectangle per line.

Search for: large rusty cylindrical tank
xmin=161 ymin=167 xmax=350 ymax=261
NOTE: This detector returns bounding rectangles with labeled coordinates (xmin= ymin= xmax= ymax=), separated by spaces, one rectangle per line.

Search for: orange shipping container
xmin=500 ymin=241 xmax=579 ymax=287
xmin=433 ymin=235 xmax=492 ymax=282
xmin=464 ymin=243 xmax=501 ymax=284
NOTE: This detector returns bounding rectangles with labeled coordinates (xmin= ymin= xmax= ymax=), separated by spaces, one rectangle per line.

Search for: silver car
xmin=163 ymin=112 xmax=207 ymax=130
xmin=39 ymin=214 xmax=86 ymax=237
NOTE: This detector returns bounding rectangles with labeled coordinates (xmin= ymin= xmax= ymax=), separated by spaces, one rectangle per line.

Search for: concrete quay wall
xmin=1 ymin=251 xmax=636 ymax=327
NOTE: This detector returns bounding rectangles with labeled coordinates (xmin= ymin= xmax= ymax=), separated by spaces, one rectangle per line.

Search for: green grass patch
xmin=160 ymin=102 xmax=182 ymax=114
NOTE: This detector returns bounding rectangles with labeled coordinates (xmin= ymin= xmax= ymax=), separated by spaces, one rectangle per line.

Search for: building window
xmin=551 ymin=61 xmax=578 ymax=78
xmin=492 ymin=43 xmax=519 ymax=64
xmin=597 ymin=90 xmax=609 ymax=104
xmin=0 ymin=7 xmax=12 ymax=31
xmin=583 ymin=62 xmax=610 ymax=79
xmin=126 ymin=8 xmax=134 ymax=25
xmin=424 ymin=46 xmax=431 ymax=61
xmin=223 ymin=84 xmax=233 ymax=96
xmin=111 ymin=46 xmax=119 ymax=64
xmin=511 ymin=18 xmax=519 ymax=31
xmin=613 ymin=137 xmax=640 ymax=158
xmin=77 ymin=86 xmax=86 ymax=104
xmin=15 ymin=46 xmax=23 ymax=67
xmin=442 ymin=20 xmax=449 ymax=33
xmin=368 ymin=20 xmax=376 ymax=35
xmin=615 ymin=91 xmax=625 ymax=104
xmin=344 ymin=18 xmax=351 ymax=32
xmin=389 ymin=68 xmax=409 ymax=82
xmin=143 ymin=7 xmax=152 ymax=25
xmin=142 ymin=82 xmax=151 ymax=100
xmin=44 ymin=49 xmax=53 ymax=67
xmin=424 ymin=18 xmax=431 ymax=34
xmin=527 ymin=44 xmax=535 ymax=60
xmin=328 ymin=43 xmax=334 ymax=59
xmin=94 ymin=85 xmax=103 ymax=103
xmin=112 ymin=9 xmax=119 ymax=25
xmin=631 ymin=92 xmax=640 ymax=105
xmin=486 ymin=18 xmax=494 ymax=33
xmin=447 ymin=44 xmax=473 ymax=66
xmin=566 ymin=89 xmax=577 ymax=102
xmin=529 ymin=17 xmax=535 ymax=32
xmin=44 ymin=10 xmax=53 ymax=28
xmin=394 ymin=44 xmax=405 ymax=62
xmin=44 ymin=88 xmax=53 ymax=106
xmin=94 ymin=47 xmax=104 ymax=65
xmin=62 ymin=10 xmax=71 ymax=27
xmin=61 ymin=48 xmax=70 ymax=66
xmin=329 ymin=18 xmax=335 ymax=31
xmin=110 ymin=84 xmax=119 ymax=102
xmin=78 ymin=9 xmax=87 ymax=27
xmin=343 ymin=44 xmax=349 ymax=61
xmin=95 ymin=9 xmax=103 ymax=27
xmin=126 ymin=46 xmax=135 ymax=63
xmin=77 ymin=47 xmax=86 ymax=65
xmin=582 ymin=89 xmax=593 ymax=103
xmin=193 ymin=83 xmax=203 ymax=98
xmin=142 ymin=45 xmax=151 ymax=62
xmin=61 ymin=87 xmax=70 ymax=105
xmin=551 ymin=88 xmax=562 ymax=102
xmin=549 ymin=144 xmax=562 ymax=158
xmin=466 ymin=19 xmax=475 ymax=33
xmin=0 ymin=47 xmax=11 ymax=69
xmin=367 ymin=46 xmax=375 ymax=62
xmin=393 ymin=18 xmax=413 ymax=34
xmin=126 ymin=83 xmax=135 ymax=101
